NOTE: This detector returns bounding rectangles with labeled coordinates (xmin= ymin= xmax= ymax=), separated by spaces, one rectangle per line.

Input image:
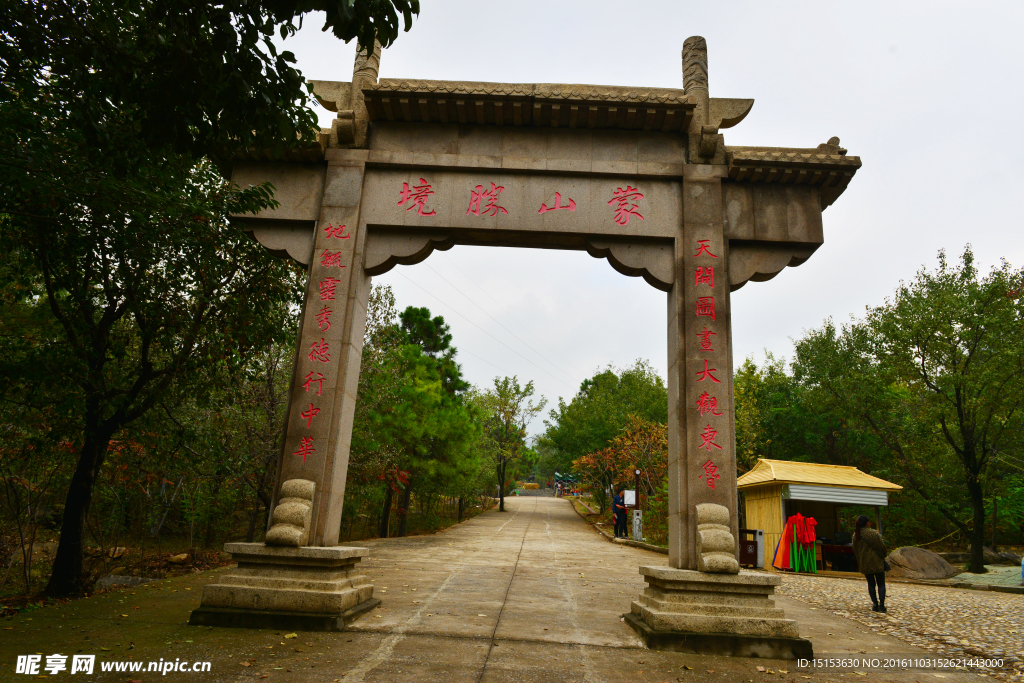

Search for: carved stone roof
xmin=725 ymin=146 xmax=862 ymax=209
xmin=363 ymin=80 xmax=695 ymax=131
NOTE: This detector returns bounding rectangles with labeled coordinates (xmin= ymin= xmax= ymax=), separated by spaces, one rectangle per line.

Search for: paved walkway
xmin=0 ymin=497 xmax=991 ymax=682
xmin=778 ymin=573 xmax=1024 ymax=681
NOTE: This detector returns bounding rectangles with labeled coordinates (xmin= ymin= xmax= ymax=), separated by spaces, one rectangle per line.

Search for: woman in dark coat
xmin=852 ymin=515 xmax=888 ymax=612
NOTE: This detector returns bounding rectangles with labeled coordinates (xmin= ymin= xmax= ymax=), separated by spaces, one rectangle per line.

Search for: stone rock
xmin=108 ymin=546 xmax=127 ymax=559
xmin=976 ymin=547 xmax=1017 ymax=564
xmin=886 ymin=547 xmax=960 ymax=580
xmin=168 ymin=553 xmax=190 ymax=565
xmin=940 ymin=548 xmax=1023 ymax=566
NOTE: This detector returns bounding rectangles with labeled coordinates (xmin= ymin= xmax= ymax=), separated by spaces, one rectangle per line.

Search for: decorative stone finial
xmin=353 ymin=40 xmax=382 ymax=85
xmin=682 ymin=36 xmax=709 ymax=95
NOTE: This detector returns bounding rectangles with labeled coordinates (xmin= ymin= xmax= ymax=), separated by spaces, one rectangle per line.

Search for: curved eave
xmin=737 ymin=480 xmax=903 ymax=492
xmin=725 ymin=146 xmax=862 ymax=210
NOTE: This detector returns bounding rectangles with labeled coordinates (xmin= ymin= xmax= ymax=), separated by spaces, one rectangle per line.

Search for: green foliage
xmin=475 ymin=377 xmax=546 ymax=511
xmin=344 ymin=291 xmax=486 ymax=538
xmin=572 ymin=415 xmax=667 ymax=516
xmin=2 ymin=0 xmax=418 ymax=162
xmin=540 ymin=360 xmax=667 ymax=475
xmin=734 ymin=248 xmax=1024 ymax=568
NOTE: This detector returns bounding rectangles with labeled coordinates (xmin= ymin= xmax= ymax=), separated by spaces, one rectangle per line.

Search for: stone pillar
xmin=273 ymin=157 xmax=372 ymax=547
xmin=667 ymin=163 xmax=738 ymax=570
xmin=191 ymin=51 xmax=380 ymax=632
xmin=631 ymin=38 xmax=810 ymax=658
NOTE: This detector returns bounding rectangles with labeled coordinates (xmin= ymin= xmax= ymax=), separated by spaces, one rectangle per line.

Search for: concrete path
xmin=1 ymin=496 xmax=984 ymax=682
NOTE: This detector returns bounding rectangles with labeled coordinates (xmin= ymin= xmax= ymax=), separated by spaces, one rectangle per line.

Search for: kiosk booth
xmin=738 ymin=459 xmax=902 ymax=572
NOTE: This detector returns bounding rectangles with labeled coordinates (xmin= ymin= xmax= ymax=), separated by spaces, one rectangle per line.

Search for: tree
xmin=572 ymin=415 xmax=667 ymax=514
xmin=541 ymin=360 xmax=667 ymax=474
xmin=478 ymin=377 xmax=546 ymax=512
xmin=794 ymin=248 xmax=1024 ymax=573
xmin=2 ymin=0 xmax=419 ymax=597
xmin=3 ymin=0 xmax=419 ymax=162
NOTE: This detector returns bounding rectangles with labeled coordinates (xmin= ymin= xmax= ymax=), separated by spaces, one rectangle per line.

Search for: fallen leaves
xmin=284 ymin=633 xmax=297 ymax=639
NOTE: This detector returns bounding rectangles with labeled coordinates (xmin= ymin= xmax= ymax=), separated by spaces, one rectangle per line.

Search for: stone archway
xmin=191 ymin=37 xmax=859 ymax=655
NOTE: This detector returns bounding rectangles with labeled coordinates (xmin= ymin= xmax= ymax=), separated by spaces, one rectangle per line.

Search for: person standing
xmin=612 ymin=489 xmax=627 ymax=538
xmin=853 ymin=515 xmax=888 ymax=612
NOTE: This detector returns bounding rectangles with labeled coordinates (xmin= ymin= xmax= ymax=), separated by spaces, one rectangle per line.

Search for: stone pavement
xmin=777 ymin=573 xmax=1024 ymax=681
xmin=0 ymin=497 xmax=990 ymax=682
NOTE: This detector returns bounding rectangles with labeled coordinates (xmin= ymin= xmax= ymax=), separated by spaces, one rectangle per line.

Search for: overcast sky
xmin=278 ymin=2 xmax=1024 ymax=435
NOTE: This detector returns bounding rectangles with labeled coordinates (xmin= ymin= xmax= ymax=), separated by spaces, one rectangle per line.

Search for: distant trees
xmin=572 ymin=416 xmax=667 ymax=515
xmin=346 ymin=291 xmax=483 ymax=538
xmin=475 ymin=378 xmax=546 ymax=512
xmin=792 ymin=248 xmax=1024 ymax=573
xmin=540 ymin=360 xmax=667 ymax=477
xmin=731 ymin=249 xmax=1024 ymax=571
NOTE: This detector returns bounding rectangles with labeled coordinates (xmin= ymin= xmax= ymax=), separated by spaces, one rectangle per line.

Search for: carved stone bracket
xmin=363 ymin=229 xmax=456 ymax=276
xmin=585 ymin=238 xmax=674 ymax=292
xmin=728 ymin=242 xmax=817 ymax=292
xmin=248 ymin=222 xmax=315 ymax=266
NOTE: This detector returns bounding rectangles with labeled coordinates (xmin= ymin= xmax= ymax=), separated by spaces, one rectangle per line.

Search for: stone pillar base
xmin=188 ymin=543 xmax=377 ymax=632
xmin=627 ymin=566 xmax=812 ymax=659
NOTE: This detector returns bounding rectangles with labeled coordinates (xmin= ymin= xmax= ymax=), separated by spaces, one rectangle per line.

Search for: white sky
xmin=279 ymin=1 xmax=1024 ymax=435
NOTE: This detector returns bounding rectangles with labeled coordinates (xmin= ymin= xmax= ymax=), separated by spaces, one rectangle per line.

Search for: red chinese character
xmin=300 ymin=403 xmax=321 ymax=428
xmin=696 ymin=327 xmax=717 ymax=352
xmin=695 ymin=267 xmax=714 ymax=287
xmin=698 ymin=458 xmax=721 ymax=488
xmin=694 ymin=239 xmax=718 ymax=258
xmin=398 ymin=178 xmax=438 ymax=216
xmin=695 ymin=391 xmax=724 ymax=416
xmin=698 ymin=426 xmax=723 ymax=453
xmin=308 ymin=338 xmax=330 ymax=363
xmin=303 ymin=371 xmax=326 ymax=396
xmin=607 ymin=186 xmax=645 ymax=225
xmin=324 ymin=224 xmax=350 ymax=239
xmin=466 ymin=183 xmax=508 ymax=217
xmin=321 ymin=250 xmax=345 ymax=268
xmin=696 ymin=296 xmax=715 ymax=321
xmin=315 ymin=306 xmax=332 ymax=331
xmin=319 ymin=277 xmax=342 ymax=301
xmin=293 ymin=436 xmax=315 ymax=463
xmin=696 ymin=359 xmax=721 ymax=383
xmin=538 ymin=192 xmax=576 ymax=214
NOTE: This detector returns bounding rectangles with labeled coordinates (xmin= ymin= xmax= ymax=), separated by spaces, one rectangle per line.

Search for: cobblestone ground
xmin=777 ymin=574 xmax=1024 ymax=681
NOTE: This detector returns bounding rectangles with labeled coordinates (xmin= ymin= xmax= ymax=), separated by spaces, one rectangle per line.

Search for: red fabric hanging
xmin=772 ymin=515 xmax=797 ymax=569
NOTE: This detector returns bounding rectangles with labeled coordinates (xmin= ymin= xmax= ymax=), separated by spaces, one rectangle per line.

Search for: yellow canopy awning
xmin=737 ymin=459 xmax=902 ymax=492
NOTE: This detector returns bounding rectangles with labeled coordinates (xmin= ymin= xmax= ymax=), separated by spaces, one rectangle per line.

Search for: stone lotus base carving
xmin=265 ymin=479 xmax=315 ymax=547
xmin=189 ymin=543 xmax=377 ymax=631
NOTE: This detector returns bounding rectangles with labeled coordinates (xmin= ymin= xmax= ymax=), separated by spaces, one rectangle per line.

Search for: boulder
xmin=938 ymin=548 xmax=1021 ymax=565
xmin=990 ymin=549 xmax=1022 ymax=565
xmin=885 ymin=546 xmax=961 ymax=580
xmin=167 ymin=553 xmax=190 ymax=565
